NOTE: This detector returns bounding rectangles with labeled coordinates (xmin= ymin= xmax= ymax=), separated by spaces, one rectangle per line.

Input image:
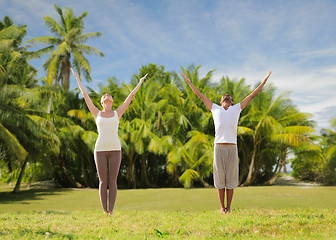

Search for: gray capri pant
xmin=94 ymin=150 xmax=121 ymax=213
xmin=213 ymin=144 xmax=239 ymax=189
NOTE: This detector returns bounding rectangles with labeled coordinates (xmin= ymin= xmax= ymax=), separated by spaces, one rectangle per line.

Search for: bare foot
xmin=226 ymin=208 xmax=231 ymax=213
xmin=220 ymin=208 xmax=225 ymax=214
xmin=103 ymin=211 xmax=109 ymax=215
xmin=108 ymin=211 xmax=113 ymax=216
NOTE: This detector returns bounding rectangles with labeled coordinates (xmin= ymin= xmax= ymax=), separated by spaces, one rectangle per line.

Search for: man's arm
xmin=240 ymin=71 xmax=272 ymax=110
xmin=181 ymin=73 xmax=213 ymax=111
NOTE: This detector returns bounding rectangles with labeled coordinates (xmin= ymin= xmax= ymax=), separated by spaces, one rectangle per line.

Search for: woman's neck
xmin=101 ymin=108 xmax=113 ymax=112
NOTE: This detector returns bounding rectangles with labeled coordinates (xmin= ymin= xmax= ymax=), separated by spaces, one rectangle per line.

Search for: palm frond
xmin=75 ymin=32 xmax=102 ymax=43
xmin=278 ymin=112 xmax=313 ymax=126
xmin=42 ymin=16 xmax=64 ymax=36
xmin=72 ymin=49 xmax=90 ymax=72
xmin=26 ymin=36 xmax=61 ymax=45
xmin=0 ymin=39 xmax=14 ymax=50
xmin=0 ymin=122 xmax=27 ymax=162
xmin=237 ymin=126 xmax=254 ymax=136
xmin=74 ymin=44 xmax=104 ymax=57
xmin=179 ymin=169 xmax=199 ymax=188
xmin=81 ymin=131 xmax=97 ymax=152
xmin=281 ymin=126 xmax=316 ymax=135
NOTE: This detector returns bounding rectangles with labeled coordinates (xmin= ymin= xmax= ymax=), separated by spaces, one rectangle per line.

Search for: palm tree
xmin=265 ymin=109 xmax=317 ymax=185
xmin=0 ymin=17 xmax=37 ymax=88
xmin=320 ymin=124 xmax=336 ymax=184
xmin=241 ymin=88 xmax=316 ymax=186
xmin=119 ymin=65 xmax=173 ymax=187
xmin=0 ymin=85 xmax=60 ymax=192
xmin=167 ymin=131 xmax=214 ymax=188
xmin=27 ymin=4 xmax=104 ymax=90
xmin=179 ymin=65 xmax=216 ymax=133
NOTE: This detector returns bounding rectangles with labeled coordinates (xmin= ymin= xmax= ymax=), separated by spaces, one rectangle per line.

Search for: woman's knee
xmin=99 ymin=179 xmax=108 ymax=188
xmin=108 ymin=178 xmax=117 ymax=187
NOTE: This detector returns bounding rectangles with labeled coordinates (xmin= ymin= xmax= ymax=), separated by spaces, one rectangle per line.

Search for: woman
xmin=71 ymin=68 xmax=148 ymax=215
xmin=182 ymin=71 xmax=271 ymax=214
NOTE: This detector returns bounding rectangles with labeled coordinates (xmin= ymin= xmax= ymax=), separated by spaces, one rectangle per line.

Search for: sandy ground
xmin=275 ymin=174 xmax=321 ymax=187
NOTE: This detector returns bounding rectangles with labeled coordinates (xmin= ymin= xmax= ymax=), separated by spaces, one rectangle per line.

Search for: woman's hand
xmin=70 ymin=67 xmax=99 ymax=118
xmin=140 ymin=73 xmax=148 ymax=83
xmin=116 ymin=73 xmax=148 ymax=119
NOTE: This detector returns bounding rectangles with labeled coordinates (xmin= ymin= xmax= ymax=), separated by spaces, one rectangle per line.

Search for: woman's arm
xmin=71 ymin=68 xmax=99 ymax=118
xmin=240 ymin=71 xmax=271 ymax=110
xmin=181 ymin=73 xmax=213 ymax=111
xmin=116 ymin=73 xmax=148 ymax=119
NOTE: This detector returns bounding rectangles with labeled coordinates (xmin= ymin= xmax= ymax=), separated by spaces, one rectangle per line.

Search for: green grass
xmin=0 ymin=184 xmax=335 ymax=239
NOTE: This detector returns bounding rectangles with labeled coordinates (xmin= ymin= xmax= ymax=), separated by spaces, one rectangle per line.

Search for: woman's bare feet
xmin=220 ymin=208 xmax=225 ymax=214
xmin=108 ymin=211 xmax=112 ymax=216
xmin=225 ymin=208 xmax=231 ymax=213
xmin=103 ymin=210 xmax=109 ymax=215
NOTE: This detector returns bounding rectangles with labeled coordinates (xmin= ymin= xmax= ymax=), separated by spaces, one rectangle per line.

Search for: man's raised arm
xmin=181 ymin=73 xmax=213 ymax=111
xmin=240 ymin=71 xmax=272 ymax=110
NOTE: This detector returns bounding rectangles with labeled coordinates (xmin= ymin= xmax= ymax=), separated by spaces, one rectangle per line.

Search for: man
xmin=181 ymin=71 xmax=271 ymax=214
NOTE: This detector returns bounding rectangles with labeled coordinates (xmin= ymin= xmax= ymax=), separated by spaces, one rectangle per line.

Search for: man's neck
xmin=221 ymin=103 xmax=231 ymax=110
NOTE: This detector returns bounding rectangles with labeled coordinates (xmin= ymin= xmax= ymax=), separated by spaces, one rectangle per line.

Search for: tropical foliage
xmin=291 ymin=118 xmax=336 ymax=185
xmin=1 ymin=6 xmax=335 ymax=193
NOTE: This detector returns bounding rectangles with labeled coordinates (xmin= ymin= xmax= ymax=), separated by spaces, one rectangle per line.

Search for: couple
xmin=71 ymin=68 xmax=271 ymax=215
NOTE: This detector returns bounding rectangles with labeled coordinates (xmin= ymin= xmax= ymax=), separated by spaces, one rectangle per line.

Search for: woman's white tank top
xmin=95 ymin=111 xmax=121 ymax=151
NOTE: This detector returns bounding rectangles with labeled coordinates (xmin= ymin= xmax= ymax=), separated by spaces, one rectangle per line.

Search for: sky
xmin=1 ymin=0 xmax=336 ymax=132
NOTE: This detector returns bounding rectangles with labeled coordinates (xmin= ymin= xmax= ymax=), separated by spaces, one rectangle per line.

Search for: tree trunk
xmin=60 ymin=157 xmax=83 ymax=188
xmin=62 ymin=53 xmax=71 ymax=91
xmin=126 ymin=149 xmax=136 ymax=188
xmin=26 ymin=173 xmax=33 ymax=189
xmin=140 ymin=153 xmax=152 ymax=187
xmin=81 ymin=157 xmax=90 ymax=187
xmin=47 ymin=96 xmax=52 ymax=114
xmin=250 ymin=159 xmax=261 ymax=184
xmin=13 ymin=155 xmax=29 ymax=193
xmin=199 ymin=177 xmax=211 ymax=188
xmin=242 ymin=143 xmax=257 ymax=186
xmin=265 ymin=149 xmax=287 ymax=185
xmin=265 ymin=164 xmax=283 ymax=185
xmin=157 ymin=111 xmax=161 ymax=130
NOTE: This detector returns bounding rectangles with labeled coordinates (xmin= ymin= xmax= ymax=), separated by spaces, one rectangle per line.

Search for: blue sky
xmin=2 ymin=0 xmax=336 ymax=132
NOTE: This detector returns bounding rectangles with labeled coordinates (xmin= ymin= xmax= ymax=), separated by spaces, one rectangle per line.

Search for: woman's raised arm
xmin=71 ymin=68 xmax=99 ymax=118
xmin=116 ymin=73 xmax=148 ymax=119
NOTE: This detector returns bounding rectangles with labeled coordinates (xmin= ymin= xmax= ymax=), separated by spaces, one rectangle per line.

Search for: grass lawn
xmin=0 ymin=184 xmax=335 ymax=239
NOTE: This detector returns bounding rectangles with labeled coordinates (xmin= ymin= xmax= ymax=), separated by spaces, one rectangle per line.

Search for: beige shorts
xmin=213 ymin=144 xmax=239 ymax=189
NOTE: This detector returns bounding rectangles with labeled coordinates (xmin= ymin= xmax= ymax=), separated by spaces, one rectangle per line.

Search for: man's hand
xmin=181 ymin=73 xmax=191 ymax=84
xmin=263 ymin=71 xmax=272 ymax=82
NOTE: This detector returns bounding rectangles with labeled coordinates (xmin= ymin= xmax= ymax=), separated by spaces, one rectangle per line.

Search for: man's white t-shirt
xmin=211 ymin=103 xmax=242 ymax=144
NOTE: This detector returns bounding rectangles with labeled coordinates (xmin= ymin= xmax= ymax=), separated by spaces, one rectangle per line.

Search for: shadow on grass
xmin=0 ymin=188 xmax=75 ymax=204
xmin=2 ymin=228 xmax=74 ymax=239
